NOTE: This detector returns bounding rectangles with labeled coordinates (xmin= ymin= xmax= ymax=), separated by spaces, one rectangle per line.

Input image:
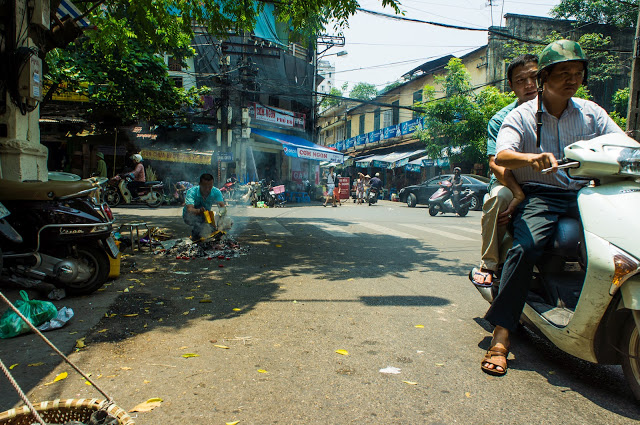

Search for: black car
xmin=398 ymin=174 xmax=489 ymax=211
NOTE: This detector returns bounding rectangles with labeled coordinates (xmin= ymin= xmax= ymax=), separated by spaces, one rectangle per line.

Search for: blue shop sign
xmin=345 ymin=137 xmax=356 ymax=149
xmin=401 ymin=118 xmax=421 ymax=135
xmin=356 ymin=134 xmax=367 ymax=146
xmin=382 ymin=125 xmax=401 ymax=140
xmin=370 ymin=129 xmax=382 ymax=143
xmin=336 ymin=140 xmax=345 ymax=151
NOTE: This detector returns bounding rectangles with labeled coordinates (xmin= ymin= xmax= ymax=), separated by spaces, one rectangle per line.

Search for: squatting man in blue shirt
xmin=480 ymin=40 xmax=624 ymax=376
xmin=183 ymin=173 xmax=226 ymax=240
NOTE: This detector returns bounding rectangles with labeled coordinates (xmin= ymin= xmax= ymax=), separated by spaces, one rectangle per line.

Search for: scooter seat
xmin=0 ymin=178 xmax=97 ymax=201
xmin=144 ymin=181 xmax=162 ymax=186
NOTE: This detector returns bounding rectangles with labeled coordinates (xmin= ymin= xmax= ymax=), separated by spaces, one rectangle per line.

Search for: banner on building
xmin=249 ymin=102 xmax=305 ymax=129
xmin=141 ymin=149 xmax=212 ymax=165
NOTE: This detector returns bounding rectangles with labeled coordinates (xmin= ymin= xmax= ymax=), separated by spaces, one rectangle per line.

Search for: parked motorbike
xmin=220 ymin=178 xmax=238 ymax=201
xmin=428 ymin=180 xmax=473 ymax=216
xmin=368 ymin=187 xmax=379 ymax=205
xmin=105 ymin=174 xmax=163 ymax=208
xmin=0 ymin=201 xmax=23 ymax=271
xmin=0 ymin=178 xmax=118 ymax=295
xmin=472 ymin=133 xmax=640 ymax=400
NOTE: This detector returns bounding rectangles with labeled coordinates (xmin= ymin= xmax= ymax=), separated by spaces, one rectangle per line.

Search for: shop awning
xmin=252 ymin=128 xmax=344 ymax=163
xmin=356 ymin=149 xmax=425 ymax=169
xmin=405 ymin=155 xmax=431 ymax=172
xmin=140 ymin=148 xmax=213 ymax=165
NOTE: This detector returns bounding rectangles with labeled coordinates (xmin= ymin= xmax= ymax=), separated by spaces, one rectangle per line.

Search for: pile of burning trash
xmin=155 ymin=236 xmax=249 ymax=260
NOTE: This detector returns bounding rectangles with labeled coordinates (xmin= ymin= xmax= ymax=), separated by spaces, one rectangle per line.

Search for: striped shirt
xmin=496 ymin=97 xmax=623 ymax=190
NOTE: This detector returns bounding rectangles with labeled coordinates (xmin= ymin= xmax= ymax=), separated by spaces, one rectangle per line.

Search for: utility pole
xmin=0 ymin=0 xmax=49 ymax=181
xmin=626 ymin=7 xmax=640 ymax=142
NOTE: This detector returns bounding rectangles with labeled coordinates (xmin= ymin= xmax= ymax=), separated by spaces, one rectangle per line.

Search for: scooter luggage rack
xmin=0 ymin=291 xmax=134 ymax=425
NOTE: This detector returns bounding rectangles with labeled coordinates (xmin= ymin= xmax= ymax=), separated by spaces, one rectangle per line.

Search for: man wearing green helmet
xmin=480 ymin=40 xmax=624 ymax=376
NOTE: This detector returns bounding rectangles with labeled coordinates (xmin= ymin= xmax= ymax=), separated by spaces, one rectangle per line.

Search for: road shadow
xmin=0 ymin=208 xmax=458 ymax=410
xmin=473 ymin=316 xmax=640 ymax=419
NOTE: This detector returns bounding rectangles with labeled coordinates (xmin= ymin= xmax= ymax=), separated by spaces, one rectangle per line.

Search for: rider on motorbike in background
xmin=128 ymin=154 xmax=146 ymax=198
xmin=448 ymin=167 xmax=463 ymax=210
xmin=369 ymin=173 xmax=383 ymax=196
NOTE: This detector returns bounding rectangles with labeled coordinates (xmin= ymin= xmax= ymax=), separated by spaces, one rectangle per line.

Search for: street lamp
xmin=320 ymin=50 xmax=348 ymax=59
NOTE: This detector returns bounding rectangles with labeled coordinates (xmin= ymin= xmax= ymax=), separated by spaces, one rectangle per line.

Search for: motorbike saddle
xmin=0 ymin=178 xmax=97 ymax=201
xmin=144 ymin=181 xmax=162 ymax=186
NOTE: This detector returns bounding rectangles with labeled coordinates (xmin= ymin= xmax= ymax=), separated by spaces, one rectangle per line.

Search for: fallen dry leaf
xmin=97 ymin=329 xmax=108 ymax=333
xmin=54 ymin=372 xmax=68 ymax=382
xmin=465 ymin=392 xmax=472 ymax=398
xmin=414 ymin=325 xmax=424 ymax=328
xmin=121 ymin=367 xmax=132 ymax=370
xmin=129 ymin=398 xmax=163 ymax=413
xmin=9 ymin=364 xmax=18 ymax=370
xmin=335 ymin=349 xmax=349 ymax=356
xmin=182 ymin=353 xmax=200 ymax=358
xmin=185 ymin=296 xmax=194 ymax=300
xmin=257 ymin=369 xmax=268 ymax=373
xmin=28 ymin=363 xmax=44 ymax=367
xmin=226 ymin=421 xmax=240 ymax=425
xmin=232 ymin=308 xmax=242 ymax=311
xmin=213 ymin=345 xmax=229 ymax=349
xmin=123 ymin=314 xmax=138 ymax=317
xmin=75 ymin=338 xmax=86 ymax=349
xmin=402 ymin=381 xmax=418 ymax=385
xmin=199 ymin=299 xmax=212 ymax=303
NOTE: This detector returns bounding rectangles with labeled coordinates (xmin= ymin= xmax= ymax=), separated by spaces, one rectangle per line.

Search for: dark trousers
xmin=183 ymin=214 xmax=210 ymax=239
xmin=128 ymin=181 xmax=145 ymax=197
xmin=484 ymin=185 xmax=579 ymax=332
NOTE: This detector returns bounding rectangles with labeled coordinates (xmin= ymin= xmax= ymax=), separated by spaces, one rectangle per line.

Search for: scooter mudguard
xmin=620 ymin=276 xmax=640 ymax=311
xmin=0 ymin=219 xmax=22 ymax=244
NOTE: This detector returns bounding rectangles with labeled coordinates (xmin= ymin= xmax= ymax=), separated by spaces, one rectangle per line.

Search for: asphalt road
xmin=1 ymin=200 xmax=639 ymax=424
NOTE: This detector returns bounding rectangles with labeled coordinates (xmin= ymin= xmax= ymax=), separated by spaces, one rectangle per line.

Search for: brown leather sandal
xmin=481 ymin=345 xmax=509 ymax=376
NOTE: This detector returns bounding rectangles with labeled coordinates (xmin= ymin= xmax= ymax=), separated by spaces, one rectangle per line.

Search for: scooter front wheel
xmin=105 ymin=188 xmax=121 ymax=207
xmin=429 ymin=205 xmax=438 ymax=216
xmin=457 ymin=207 xmax=469 ymax=217
xmin=621 ymin=316 xmax=640 ymax=401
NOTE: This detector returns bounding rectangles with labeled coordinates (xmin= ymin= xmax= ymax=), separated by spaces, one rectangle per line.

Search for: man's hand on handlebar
xmin=528 ymin=152 xmax=558 ymax=173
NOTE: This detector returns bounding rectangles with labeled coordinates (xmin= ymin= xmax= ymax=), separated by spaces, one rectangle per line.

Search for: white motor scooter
xmin=475 ymin=133 xmax=640 ymax=400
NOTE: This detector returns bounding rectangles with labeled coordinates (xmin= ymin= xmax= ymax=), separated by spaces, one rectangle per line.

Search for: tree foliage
xmin=415 ymin=58 xmax=515 ymax=167
xmin=505 ymin=31 xmax=622 ymax=84
xmin=349 ymin=82 xmax=378 ymax=101
xmin=45 ymin=40 xmax=203 ymax=126
xmin=551 ymin=0 xmax=637 ymax=27
xmin=380 ymin=81 xmax=402 ymax=94
xmin=320 ymin=87 xmax=343 ymax=109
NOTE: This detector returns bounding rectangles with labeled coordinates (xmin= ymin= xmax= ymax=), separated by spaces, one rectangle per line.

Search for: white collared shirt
xmin=496 ymin=97 xmax=623 ymax=190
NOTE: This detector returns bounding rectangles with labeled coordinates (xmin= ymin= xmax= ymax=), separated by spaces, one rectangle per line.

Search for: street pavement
xmin=1 ymin=200 xmax=639 ymax=424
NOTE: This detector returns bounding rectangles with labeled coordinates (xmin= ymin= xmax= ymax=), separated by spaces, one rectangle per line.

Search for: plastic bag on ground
xmin=0 ymin=290 xmax=58 ymax=339
xmin=38 ymin=307 xmax=74 ymax=332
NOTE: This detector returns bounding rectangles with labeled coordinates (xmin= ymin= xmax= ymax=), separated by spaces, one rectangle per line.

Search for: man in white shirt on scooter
xmin=480 ymin=40 xmax=624 ymax=376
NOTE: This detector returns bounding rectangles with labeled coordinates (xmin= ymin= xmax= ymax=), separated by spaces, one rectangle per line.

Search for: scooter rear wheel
xmin=621 ymin=316 xmax=640 ymax=401
xmin=59 ymin=243 xmax=110 ymax=296
xmin=146 ymin=191 xmax=163 ymax=208
xmin=429 ymin=205 xmax=438 ymax=216
xmin=457 ymin=207 xmax=469 ymax=217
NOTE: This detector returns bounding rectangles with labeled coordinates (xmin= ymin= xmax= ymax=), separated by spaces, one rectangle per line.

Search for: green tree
xmin=45 ymin=41 xmax=202 ymax=126
xmin=380 ymin=81 xmax=402 ymax=94
xmin=610 ymin=87 xmax=630 ymax=128
xmin=551 ymin=0 xmax=637 ymax=27
xmin=320 ymin=87 xmax=343 ymax=109
xmin=349 ymin=82 xmax=378 ymax=101
xmin=415 ymin=58 xmax=515 ymax=166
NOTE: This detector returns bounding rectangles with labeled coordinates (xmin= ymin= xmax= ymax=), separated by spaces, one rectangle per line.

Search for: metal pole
xmin=626 ymin=7 xmax=640 ymax=142
xmin=312 ymin=37 xmax=317 ymax=143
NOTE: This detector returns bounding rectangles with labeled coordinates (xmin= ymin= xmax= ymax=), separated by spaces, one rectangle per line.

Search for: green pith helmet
xmin=537 ymin=39 xmax=588 ymax=75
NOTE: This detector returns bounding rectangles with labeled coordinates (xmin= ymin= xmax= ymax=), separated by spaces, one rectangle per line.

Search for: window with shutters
xmin=359 ymin=114 xmax=365 ymax=135
xmin=337 ymin=125 xmax=345 ymax=141
xmin=374 ymin=109 xmax=381 ymax=131
xmin=383 ymin=110 xmax=392 ymax=128
xmin=346 ymin=120 xmax=352 ymax=138
xmin=413 ymin=90 xmax=422 ymax=119
xmin=392 ymin=100 xmax=400 ymax=125
xmin=168 ymin=56 xmax=182 ymax=71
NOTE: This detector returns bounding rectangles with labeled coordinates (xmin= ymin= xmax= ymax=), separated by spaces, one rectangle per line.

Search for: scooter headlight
xmin=609 ymin=146 xmax=640 ymax=177
xmin=610 ymin=244 xmax=640 ymax=295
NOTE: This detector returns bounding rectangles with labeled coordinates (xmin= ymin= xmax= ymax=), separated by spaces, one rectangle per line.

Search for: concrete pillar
xmin=0 ymin=100 xmax=48 ymax=181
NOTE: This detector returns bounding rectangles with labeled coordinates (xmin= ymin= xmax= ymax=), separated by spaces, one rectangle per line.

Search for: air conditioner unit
xmin=241 ymin=108 xmax=250 ymax=125
xmin=242 ymin=128 xmax=251 ymax=138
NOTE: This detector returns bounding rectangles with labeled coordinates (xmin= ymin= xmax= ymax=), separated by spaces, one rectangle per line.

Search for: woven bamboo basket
xmin=0 ymin=398 xmax=134 ymax=425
